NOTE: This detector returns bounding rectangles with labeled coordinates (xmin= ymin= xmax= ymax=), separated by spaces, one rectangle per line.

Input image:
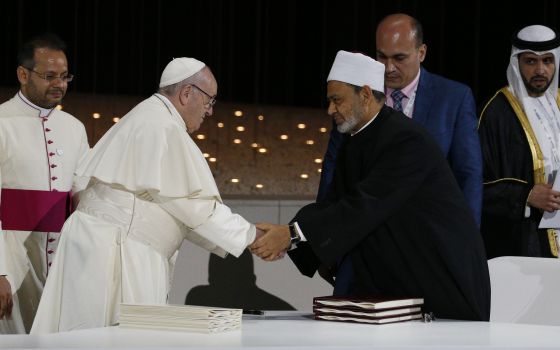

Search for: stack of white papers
xmin=119 ymin=304 xmax=242 ymax=333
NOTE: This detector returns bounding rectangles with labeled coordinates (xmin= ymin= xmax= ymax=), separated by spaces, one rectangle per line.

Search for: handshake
xmin=249 ymin=223 xmax=293 ymax=261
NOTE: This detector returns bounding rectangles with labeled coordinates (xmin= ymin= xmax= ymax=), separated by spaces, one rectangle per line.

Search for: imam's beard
xmin=336 ymin=111 xmax=360 ymax=134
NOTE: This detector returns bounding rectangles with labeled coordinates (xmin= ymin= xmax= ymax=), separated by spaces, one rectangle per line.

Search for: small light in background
xmin=234 ymin=111 xmax=243 ymax=117
xmin=255 ymin=184 xmax=264 ymax=189
xmin=92 ymin=113 xmax=101 ymax=119
xmin=236 ymin=126 xmax=245 ymax=132
xmin=280 ymin=134 xmax=289 ymax=140
xmin=300 ymin=173 xmax=309 ymax=179
xmin=203 ymin=153 xmax=210 ymax=158
xmin=112 ymin=117 xmax=120 ymax=123
xmin=314 ymin=158 xmax=322 ymax=163
xmin=319 ymin=127 xmax=327 ymax=133
xmin=56 ymin=105 xmax=63 ymax=110
xmin=258 ymin=147 xmax=267 ymax=154
xmin=297 ymin=123 xmax=306 ymax=129
xmin=233 ymin=139 xmax=242 ymax=144
xmin=317 ymin=168 xmax=322 ymax=173
xmin=217 ymin=122 xmax=224 ymax=128
xmin=257 ymin=115 xmax=265 ymax=121
xmin=231 ymin=178 xmax=240 ymax=183
xmin=251 ymin=143 xmax=259 ymax=148
xmin=196 ymin=134 xmax=206 ymax=140
xmin=306 ymin=140 xmax=315 ymax=145
xmin=209 ymin=157 xmax=217 ymax=162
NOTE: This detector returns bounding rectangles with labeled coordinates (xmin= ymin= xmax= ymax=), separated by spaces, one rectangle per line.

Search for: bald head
xmin=375 ymin=13 xmax=427 ymax=89
xmin=377 ymin=14 xmax=423 ymax=48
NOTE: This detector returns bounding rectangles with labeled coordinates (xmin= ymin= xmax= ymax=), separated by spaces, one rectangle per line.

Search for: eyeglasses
xmin=191 ymin=84 xmax=217 ymax=107
xmin=25 ymin=67 xmax=74 ymax=83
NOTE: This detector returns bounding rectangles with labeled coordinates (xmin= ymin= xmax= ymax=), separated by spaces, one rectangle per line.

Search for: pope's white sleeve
xmin=71 ymin=125 xmax=91 ymax=196
xmin=0 ymin=166 xmax=6 ymax=276
xmin=0 ymin=233 xmax=6 ymax=277
xmin=152 ymin=194 xmax=256 ymax=258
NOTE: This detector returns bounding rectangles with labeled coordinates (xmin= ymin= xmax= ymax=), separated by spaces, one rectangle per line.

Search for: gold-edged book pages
xmin=315 ymin=313 xmax=423 ymax=324
xmin=119 ymin=304 xmax=242 ymax=333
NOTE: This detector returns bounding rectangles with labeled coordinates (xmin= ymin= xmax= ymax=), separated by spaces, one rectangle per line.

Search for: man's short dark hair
xmin=410 ymin=17 xmax=424 ymax=48
xmin=17 ymin=33 xmax=67 ymax=69
xmin=372 ymin=90 xmax=386 ymax=102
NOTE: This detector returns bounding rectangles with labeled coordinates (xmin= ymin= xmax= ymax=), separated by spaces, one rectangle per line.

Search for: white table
xmin=1 ymin=312 xmax=559 ymax=349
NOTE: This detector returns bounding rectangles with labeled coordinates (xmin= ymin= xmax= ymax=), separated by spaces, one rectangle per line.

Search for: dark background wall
xmin=1 ymin=0 xmax=559 ymax=111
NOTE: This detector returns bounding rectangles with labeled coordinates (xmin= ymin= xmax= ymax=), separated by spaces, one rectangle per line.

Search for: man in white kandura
xmin=0 ymin=33 xmax=89 ymax=334
xmin=478 ymin=25 xmax=560 ymax=258
xmin=31 ymin=57 xmax=260 ymax=333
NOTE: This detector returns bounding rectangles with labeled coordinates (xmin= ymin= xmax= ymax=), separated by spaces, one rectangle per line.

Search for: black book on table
xmin=313 ymin=295 xmax=424 ymax=311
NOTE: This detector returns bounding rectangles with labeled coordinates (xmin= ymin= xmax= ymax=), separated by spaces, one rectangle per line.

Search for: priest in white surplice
xmin=31 ymin=57 xmax=260 ymax=333
xmin=0 ymin=34 xmax=89 ymax=334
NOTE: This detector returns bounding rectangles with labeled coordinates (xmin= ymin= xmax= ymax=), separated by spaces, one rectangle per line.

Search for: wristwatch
xmin=288 ymin=223 xmax=301 ymax=249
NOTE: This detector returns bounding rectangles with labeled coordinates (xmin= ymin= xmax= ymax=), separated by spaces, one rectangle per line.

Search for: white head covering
xmin=507 ymin=25 xmax=560 ymax=103
xmin=506 ymin=25 xmax=560 ymax=182
xmin=159 ymin=57 xmax=206 ymax=88
xmin=327 ymin=50 xmax=385 ymax=92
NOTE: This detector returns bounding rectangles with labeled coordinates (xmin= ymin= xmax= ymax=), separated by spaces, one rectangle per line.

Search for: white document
xmin=539 ymin=173 xmax=560 ymax=228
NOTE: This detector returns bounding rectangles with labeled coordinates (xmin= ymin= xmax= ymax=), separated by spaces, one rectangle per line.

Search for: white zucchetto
xmin=159 ymin=57 xmax=206 ymax=88
xmin=327 ymin=50 xmax=385 ymax=92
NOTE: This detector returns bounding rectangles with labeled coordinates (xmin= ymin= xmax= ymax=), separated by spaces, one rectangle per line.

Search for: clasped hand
xmin=249 ymin=223 xmax=291 ymax=261
xmin=528 ymin=184 xmax=560 ymax=212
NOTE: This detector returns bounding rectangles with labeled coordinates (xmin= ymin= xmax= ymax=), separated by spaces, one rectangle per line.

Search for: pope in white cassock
xmin=0 ymin=34 xmax=89 ymax=334
xmin=31 ymin=57 xmax=259 ymax=333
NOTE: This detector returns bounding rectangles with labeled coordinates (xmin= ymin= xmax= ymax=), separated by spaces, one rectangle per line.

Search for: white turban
xmin=159 ymin=57 xmax=206 ymax=88
xmin=327 ymin=50 xmax=385 ymax=92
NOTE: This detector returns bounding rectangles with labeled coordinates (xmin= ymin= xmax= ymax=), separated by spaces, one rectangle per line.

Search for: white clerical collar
xmin=351 ymin=110 xmax=380 ymax=136
xmin=18 ymin=91 xmax=53 ymax=118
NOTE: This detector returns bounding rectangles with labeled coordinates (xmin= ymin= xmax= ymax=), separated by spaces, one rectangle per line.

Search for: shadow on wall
xmin=186 ymin=249 xmax=295 ymax=310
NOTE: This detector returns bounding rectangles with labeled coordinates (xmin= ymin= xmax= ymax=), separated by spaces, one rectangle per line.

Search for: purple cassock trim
xmin=0 ymin=188 xmax=72 ymax=232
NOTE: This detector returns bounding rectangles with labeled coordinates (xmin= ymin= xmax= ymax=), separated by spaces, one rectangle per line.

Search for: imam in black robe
xmin=478 ymin=87 xmax=558 ymax=259
xmin=288 ymin=105 xmax=490 ymax=321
